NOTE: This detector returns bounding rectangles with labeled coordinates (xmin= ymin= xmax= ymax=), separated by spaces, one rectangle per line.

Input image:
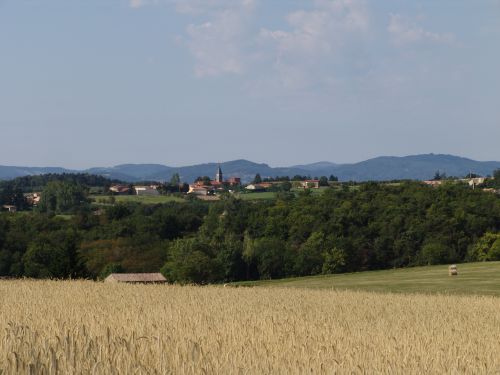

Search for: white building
xmin=134 ymin=186 xmax=160 ymax=196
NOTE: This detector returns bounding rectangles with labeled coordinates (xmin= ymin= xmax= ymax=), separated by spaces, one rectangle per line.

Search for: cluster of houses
xmin=109 ymin=184 xmax=160 ymax=196
xmin=423 ymin=177 xmax=499 ymax=193
xmin=246 ymin=179 xmax=321 ymax=191
xmin=2 ymin=169 xmax=498 ymax=215
xmin=79 ymin=168 xmax=500 ymax=200
xmin=188 ymin=165 xmax=241 ymax=196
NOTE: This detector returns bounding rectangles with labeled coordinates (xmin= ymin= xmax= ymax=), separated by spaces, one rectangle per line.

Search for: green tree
xmin=322 ymin=247 xmax=347 ymax=274
xmin=488 ymin=239 xmax=500 ymax=261
xmin=253 ymin=174 xmax=262 ymax=184
xmin=319 ymin=176 xmax=329 ymax=187
xmin=195 ymin=176 xmax=212 ymax=186
xmin=280 ymin=181 xmax=292 ymax=192
xmin=468 ymin=232 xmax=500 ymax=261
xmin=99 ymin=263 xmax=124 ymax=279
xmin=0 ymin=184 xmax=27 ymax=210
xmin=494 ymin=169 xmax=500 ymax=180
xmin=22 ymin=230 xmax=81 ymax=278
xmin=161 ymin=237 xmax=220 ymax=284
xmin=420 ymin=241 xmax=451 ymax=265
xmin=170 ymin=173 xmax=181 ymax=188
xmin=252 ymin=237 xmax=291 ymax=279
xmin=294 ymin=232 xmax=325 ymax=276
xmin=38 ymin=181 xmax=88 ymax=214
xmin=213 ymin=234 xmax=246 ymax=281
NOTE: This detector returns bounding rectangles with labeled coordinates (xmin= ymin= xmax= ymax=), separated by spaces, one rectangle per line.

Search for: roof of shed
xmin=106 ymin=273 xmax=167 ymax=282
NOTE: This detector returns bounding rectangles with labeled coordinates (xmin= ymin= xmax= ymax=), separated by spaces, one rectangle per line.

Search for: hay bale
xmin=448 ymin=265 xmax=458 ymax=276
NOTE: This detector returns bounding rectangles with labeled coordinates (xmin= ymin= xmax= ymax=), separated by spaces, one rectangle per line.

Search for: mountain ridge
xmin=1 ymin=154 xmax=499 ymax=183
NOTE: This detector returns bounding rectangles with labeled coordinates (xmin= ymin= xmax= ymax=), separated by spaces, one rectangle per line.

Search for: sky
xmin=1 ymin=0 xmax=499 ymax=169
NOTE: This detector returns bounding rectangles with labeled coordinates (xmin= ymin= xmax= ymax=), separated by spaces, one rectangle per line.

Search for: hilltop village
xmin=1 ymin=165 xmax=500 ymax=213
xmin=109 ymin=165 xmax=499 ymax=199
xmin=100 ymin=165 xmax=330 ymax=200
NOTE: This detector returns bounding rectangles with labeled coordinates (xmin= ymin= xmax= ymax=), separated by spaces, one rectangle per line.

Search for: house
xmin=188 ymin=186 xmax=214 ymax=196
xmin=423 ymin=180 xmax=443 ymax=187
xmin=299 ymin=180 xmax=320 ymax=189
xmin=24 ymin=192 xmax=41 ymax=206
xmin=467 ymin=177 xmax=487 ymax=188
xmin=245 ymin=184 xmax=266 ymax=192
xmin=482 ymin=188 xmax=499 ymax=194
xmin=104 ymin=273 xmax=167 ymax=283
xmin=226 ymin=177 xmax=241 ymax=186
xmin=1 ymin=205 xmax=17 ymax=213
xmin=109 ymin=185 xmax=132 ymax=195
xmin=134 ymin=185 xmax=160 ymax=196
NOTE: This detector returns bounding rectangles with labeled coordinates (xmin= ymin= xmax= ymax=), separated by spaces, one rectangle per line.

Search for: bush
xmin=99 ymin=263 xmax=124 ymax=280
xmin=420 ymin=242 xmax=452 ymax=265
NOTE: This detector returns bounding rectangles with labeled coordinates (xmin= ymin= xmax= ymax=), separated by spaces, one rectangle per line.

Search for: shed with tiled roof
xmin=104 ymin=273 xmax=167 ymax=283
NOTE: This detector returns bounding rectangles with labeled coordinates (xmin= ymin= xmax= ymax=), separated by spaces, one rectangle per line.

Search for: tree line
xmin=1 ymin=179 xmax=500 ymax=282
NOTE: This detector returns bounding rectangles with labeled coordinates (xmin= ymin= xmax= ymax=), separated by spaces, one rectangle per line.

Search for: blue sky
xmin=1 ymin=0 xmax=499 ymax=168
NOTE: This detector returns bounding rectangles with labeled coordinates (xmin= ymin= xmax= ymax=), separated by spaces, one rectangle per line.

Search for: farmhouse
xmin=1 ymin=205 xmax=17 ymax=213
xmin=109 ymin=185 xmax=132 ymax=194
xmin=299 ymin=180 xmax=320 ymax=189
xmin=423 ymin=180 xmax=443 ymax=187
xmin=467 ymin=177 xmax=488 ymax=188
xmin=245 ymin=184 xmax=266 ymax=192
xmin=134 ymin=185 xmax=160 ymax=196
xmin=104 ymin=273 xmax=167 ymax=283
xmin=24 ymin=192 xmax=41 ymax=206
xmin=188 ymin=186 xmax=214 ymax=196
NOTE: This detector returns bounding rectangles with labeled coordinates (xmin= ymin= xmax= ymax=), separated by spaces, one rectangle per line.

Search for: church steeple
xmin=215 ymin=164 xmax=223 ymax=183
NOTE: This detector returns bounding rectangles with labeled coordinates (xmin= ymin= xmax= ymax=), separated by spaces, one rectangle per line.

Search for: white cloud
xmin=388 ymin=14 xmax=455 ymax=45
xmin=258 ymin=0 xmax=370 ymax=90
xmin=173 ymin=0 xmax=370 ymax=83
xmin=178 ymin=0 xmax=256 ymax=77
xmin=173 ymin=0 xmax=245 ymax=15
xmin=129 ymin=0 xmax=147 ymax=8
xmin=129 ymin=0 xmax=159 ymax=9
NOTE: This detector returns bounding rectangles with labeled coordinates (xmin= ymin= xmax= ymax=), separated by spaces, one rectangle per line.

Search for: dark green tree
xmin=319 ymin=176 xmax=329 ymax=187
xmin=38 ymin=181 xmax=88 ymax=214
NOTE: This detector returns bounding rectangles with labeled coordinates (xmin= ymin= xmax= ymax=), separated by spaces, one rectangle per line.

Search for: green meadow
xmin=91 ymin=195 xmax=185 ymax=204
xmin=233 ymin=261 xmax=500 ymax=296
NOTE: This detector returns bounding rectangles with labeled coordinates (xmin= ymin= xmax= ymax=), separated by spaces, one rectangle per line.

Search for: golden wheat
xmin=0 ymin=280 xmax=499 ymax=374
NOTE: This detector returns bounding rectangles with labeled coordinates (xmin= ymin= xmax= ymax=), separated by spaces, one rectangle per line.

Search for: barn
xmin=104 ymin=273 xmax=167 ymax=283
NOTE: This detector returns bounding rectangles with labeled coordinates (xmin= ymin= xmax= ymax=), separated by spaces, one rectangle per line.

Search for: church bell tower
xmin=215 ymin=164 xmax=223 ymax=183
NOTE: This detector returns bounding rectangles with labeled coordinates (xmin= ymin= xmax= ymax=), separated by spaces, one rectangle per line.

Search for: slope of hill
xmin=0 ymin=166 xmax=74 ymax=180
xmin=290 ymin=161 xmax=338 ymax=172
xmin=233 ymin=261 xmax=500 ymax=296
xmin=86 ymin=164 xmax=174 ymax=182
xmin=327 ymin=154 xmax=500 ymax=181
xmin=1 ymin=154 xmax=499 ymax=182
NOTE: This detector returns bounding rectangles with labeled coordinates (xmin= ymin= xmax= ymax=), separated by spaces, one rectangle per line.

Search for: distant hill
xmin=290 ymin=161 xmax=338 ymax=172
xmin=325 ymin=154 xmax=500 ymax=181
xmin=1 ymin=154 xmax=499 ymax=183
xmin=0 ymin=166 xmax=74 ymax=180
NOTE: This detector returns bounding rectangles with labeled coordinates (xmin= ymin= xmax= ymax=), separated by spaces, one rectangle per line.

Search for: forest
xmin=1 ymin=174 xmax=500 ymax=282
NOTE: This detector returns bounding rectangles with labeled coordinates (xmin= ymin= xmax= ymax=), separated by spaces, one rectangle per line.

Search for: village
xmin=103 ymin=165 xmax=327 ymax=199
xmin=105 ymin=166 xmax=500 ymax=200
xmin=1 ymin=166 xmax=500 ymax=213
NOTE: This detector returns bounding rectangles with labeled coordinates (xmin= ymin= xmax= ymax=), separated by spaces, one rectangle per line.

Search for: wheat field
xmin=0 ymin=281 xmax=499 ymax=374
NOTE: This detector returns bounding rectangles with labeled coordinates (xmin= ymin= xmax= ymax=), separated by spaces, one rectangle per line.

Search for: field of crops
xmin=1 ymin=281 xmax=499 ymax=374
